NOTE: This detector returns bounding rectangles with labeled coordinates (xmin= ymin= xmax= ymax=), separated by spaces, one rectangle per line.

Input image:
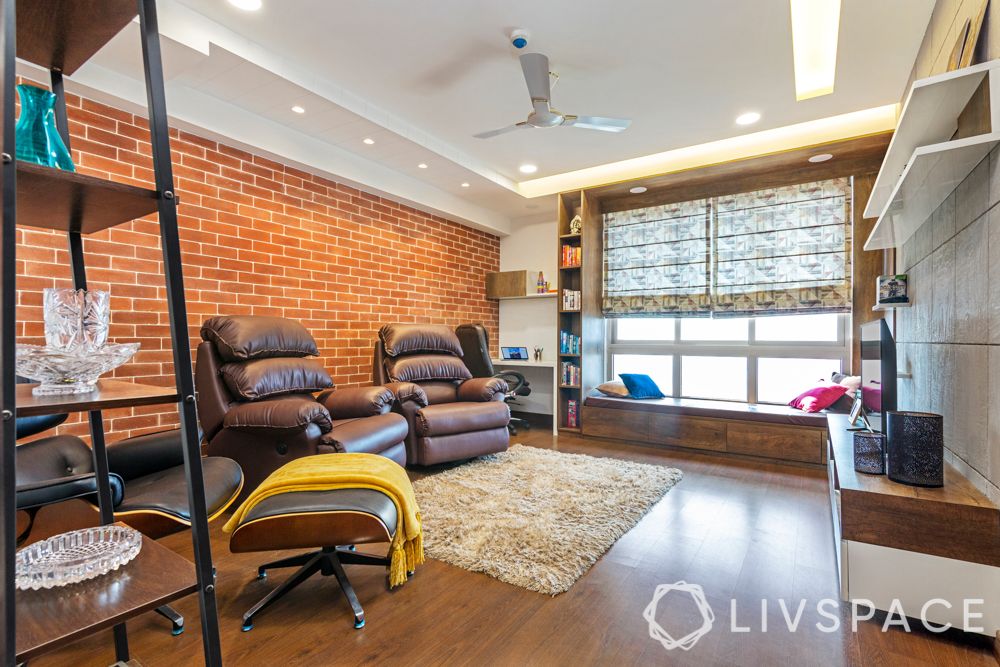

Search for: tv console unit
xmin=827 ymin=414 xmax=1000 ymax=635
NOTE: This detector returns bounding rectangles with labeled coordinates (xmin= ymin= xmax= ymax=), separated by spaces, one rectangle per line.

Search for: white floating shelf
xmin=873 ymin=301 xmax=912 ymax=311
xmin=865 ymin=60 xmax=1000 ymax=251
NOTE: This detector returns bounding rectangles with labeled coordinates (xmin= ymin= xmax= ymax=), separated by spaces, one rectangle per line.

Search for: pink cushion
xmin=788 ymin=384 xmax=849 ymax=413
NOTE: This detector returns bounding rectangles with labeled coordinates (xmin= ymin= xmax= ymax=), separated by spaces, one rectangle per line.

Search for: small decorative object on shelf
xmin=16 ymin=525 xmax=142 ymax=591
xmin=569 ymin=214 xmax=582 ymax=235
xmin=533 ymin=346 xmax=543 ymax=361
xmin=877 ymin=274 xmax=909 ymax=306
xmin=536 ymin=271 xmax=546 ymax=293
xmin=17 ymin=288 xmax=139 ymax=395
xmin=886 ymin=411 xmax=944 ymax=487
xmin=853 ymin=430 xmax=886 ymax=474
xmin=14 ymin=84 xmax=75 ymax=172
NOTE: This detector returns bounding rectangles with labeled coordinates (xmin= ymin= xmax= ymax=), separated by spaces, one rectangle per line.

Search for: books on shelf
xmin=567 ymin=399 xmax=579 ymax=428
xmin=560 ymin=362 xmax=580 ymax=387
xmin=559 ymin=330 xmax=581 ymax=355
xmin=561 ymin=244 xmax=582 ymax=267
xmin=562 ymin=289 xmax=581 ymax=310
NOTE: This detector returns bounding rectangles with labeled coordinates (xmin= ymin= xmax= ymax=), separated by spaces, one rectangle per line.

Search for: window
xmin=608 ymin=315 xmax=847 ymax=404
xmin=603 ymin=178 xmax=852 ymax=318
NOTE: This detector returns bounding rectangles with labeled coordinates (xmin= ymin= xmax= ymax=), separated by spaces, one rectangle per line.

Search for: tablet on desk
xmin=501 ymin=346 xmax=529 ymax=360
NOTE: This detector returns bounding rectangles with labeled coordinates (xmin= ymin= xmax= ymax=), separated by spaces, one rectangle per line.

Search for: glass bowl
xmin=15 ymin=342 xmax=140 ymax=395
xmin=16 ymin=525 xmax=142 ymax=590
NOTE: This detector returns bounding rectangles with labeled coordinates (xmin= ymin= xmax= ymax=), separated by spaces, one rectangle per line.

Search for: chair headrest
xmin=201 ymin=316 xmax=318 ymax=363
xmin=379 ymin=324 xmax=463 ymax=358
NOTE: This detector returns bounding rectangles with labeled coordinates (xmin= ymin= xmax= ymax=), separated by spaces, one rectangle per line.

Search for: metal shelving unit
xmin=0 ymin=0 xmax=222 ymax=664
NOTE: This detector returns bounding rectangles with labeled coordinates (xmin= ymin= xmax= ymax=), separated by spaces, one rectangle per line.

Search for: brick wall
xmin=16 ymin=83 xmax=500 ymax=442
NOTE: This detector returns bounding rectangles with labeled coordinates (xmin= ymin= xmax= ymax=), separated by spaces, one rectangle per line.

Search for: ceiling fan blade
xmin=563 ymin=115 xmax=632 ymax=132
xmin=519 ymin=53 xmax=551 ymax=105
xmin=473 ymin=122 xmax=530 ymax=139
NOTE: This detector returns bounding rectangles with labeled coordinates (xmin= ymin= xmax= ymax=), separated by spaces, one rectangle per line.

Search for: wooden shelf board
xmin=559 ymin=353 xmax=581 ymax=357
xmin=866 ymin=60 xmax=1000 ymax=220
xmin=16 ymin=162 xmax=160 ymax=234
xmin=16 ymin=522 xmax=197 ymax=662
xmin=558 ymin=426 xmax=582 ymax=433
xmin=873 ymin=301 xmax=912 ymax=311
xmin=864 ymin=132 xmax=1000 ymax=250
xmin=559 ymin=384 xmax=581 ymax=389
xmin=559 ymin=233 xmax=582 ymax=240
xmin=16 ymin=0 xmax=137 ymax=75
xmin=491 ymin=292 xmax=556 ymax=301
xmin=559 ymin=265 xmax=581 ymax=270
xmin=16 ymin=379 xmax=178 ymax=417
xmin=559 ymin=309 xmax=581 ymax=314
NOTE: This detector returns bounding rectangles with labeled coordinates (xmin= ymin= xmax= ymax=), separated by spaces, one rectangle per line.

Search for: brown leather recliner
xmin=373 ymin=324 xmax=510 ymax=466
xmin=197 ymin=316 xmax=408 ymax=497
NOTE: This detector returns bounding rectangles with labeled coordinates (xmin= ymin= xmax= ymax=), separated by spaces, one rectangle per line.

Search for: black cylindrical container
xmin=885 ymin=411 xmax=944 ymax=487
xmin=853 ymin=431 xmax=886 ymax=474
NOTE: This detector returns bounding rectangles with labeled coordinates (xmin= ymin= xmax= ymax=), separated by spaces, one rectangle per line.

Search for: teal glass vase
xmin=15 ymin=84 xmax=75 ymax=171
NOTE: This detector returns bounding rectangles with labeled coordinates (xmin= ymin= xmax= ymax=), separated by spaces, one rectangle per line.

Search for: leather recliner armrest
xmin=384 ymin=381 xmax=429 ymax=408
xmin=457 ymin=377 xmax=508 ymax=402
xmin=223 ymin=395 xmax=333 ymax=435
xmin=317 ymin=386 xmax=394 ymax=419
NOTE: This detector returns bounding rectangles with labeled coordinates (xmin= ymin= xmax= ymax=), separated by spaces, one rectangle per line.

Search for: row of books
xmin=566 ymin=399 xmax=579 ymax=429
xmin=561 ymin=244 xmax=582 ymax=267
xmin=559 ymin=330 xmax=581 ymax=355
xmin=561 ymin=362 xmax=580 ymax=387
xmin=562 ymin=289 xmax=581 ymax=311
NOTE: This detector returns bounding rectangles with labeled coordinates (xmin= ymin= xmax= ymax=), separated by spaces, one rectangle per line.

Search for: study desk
xmin=491 ymin=359 xmax=558 ymax=434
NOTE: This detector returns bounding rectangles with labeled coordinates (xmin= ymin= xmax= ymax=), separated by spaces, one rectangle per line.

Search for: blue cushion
xmin=618 ymin=374 xmax=665 ymax=399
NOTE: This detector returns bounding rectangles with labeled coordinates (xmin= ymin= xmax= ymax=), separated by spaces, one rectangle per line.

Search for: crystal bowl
xmin=16 ymin=525 xmax=142 ymax=590
xmin=15 ymin=342 xmax=140 ymax=395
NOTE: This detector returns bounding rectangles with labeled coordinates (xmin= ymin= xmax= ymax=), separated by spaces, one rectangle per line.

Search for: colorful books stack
xmin=560 ymin=362 xmax=580 ymax=387
xmin=567 ymin=399 xmax=579 ymax=428
xmin=559 ymin=330 xmax=581 ymax=355
xmin=561 ymin=244 xmax=582 ymax=267
xmin=561 ymin=289 xmax=581 ymax=311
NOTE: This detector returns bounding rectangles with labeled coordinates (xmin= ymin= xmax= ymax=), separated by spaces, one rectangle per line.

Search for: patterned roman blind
xmin=603 ymin=177 xmax=852 ymax=317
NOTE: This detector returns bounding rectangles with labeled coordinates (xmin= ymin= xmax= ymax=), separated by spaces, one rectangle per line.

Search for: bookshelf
xmin=556 ymin=190 xmax=605 ymax=432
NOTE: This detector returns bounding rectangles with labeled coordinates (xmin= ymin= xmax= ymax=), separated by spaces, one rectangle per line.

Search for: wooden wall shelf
xmin=16 ymin=162 xmax=160 ymax=234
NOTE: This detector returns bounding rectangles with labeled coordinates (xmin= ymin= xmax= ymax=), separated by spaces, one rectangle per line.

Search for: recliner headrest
xmin=379 ymin=324 xmax=464 ymax=358
xmin=201 ymin=316 xmax=318 ymax=362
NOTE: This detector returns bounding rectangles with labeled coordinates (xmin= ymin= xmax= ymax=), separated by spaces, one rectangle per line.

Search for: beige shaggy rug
xmin=412 ymin=444 xmax=683 ymax=595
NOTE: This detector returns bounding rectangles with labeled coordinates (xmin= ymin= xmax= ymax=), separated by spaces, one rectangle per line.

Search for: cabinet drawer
xmin=648 ymin=413 xmax=726 ymax=451
xmin=581 ymin=406 xmax=650 ymax=442
xmin=727 ymin=422 xmax=824 ymax=464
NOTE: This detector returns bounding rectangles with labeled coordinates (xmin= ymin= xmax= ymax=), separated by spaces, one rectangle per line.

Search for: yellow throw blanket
xmin=223 ymin=453 xmax=423 ymax=587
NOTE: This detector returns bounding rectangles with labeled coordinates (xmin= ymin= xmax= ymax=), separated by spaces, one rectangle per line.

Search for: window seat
xmin=581 ymin=393 xmax=836 ymax=465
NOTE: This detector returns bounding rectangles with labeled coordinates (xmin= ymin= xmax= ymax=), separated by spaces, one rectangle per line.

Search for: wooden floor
xmin=28 ymin=430 xmax=996 ymax=666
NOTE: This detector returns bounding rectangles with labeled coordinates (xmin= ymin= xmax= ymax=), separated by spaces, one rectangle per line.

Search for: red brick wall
xmin=16 ymin=84 xmax=500 ymax=442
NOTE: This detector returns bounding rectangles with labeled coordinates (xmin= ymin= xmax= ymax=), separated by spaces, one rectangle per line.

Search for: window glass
xmin=680 ymin=317 xmax=749 ymax=341
xmin=681 ymin=356 xmax=747 ymax=401
xmin=757 ymin=357 xmax=843 ymax=404
xmin=615 ymin=319 xmax=675 ymax=341
xmin=755 ymin=313 xmax=839 ymax=342
xmin=611 ymin=354 xmax=673 ymax=395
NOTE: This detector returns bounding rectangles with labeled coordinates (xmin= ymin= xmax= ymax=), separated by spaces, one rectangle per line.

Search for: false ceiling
xmin=18 ymin=0 xmax=934 ymax=235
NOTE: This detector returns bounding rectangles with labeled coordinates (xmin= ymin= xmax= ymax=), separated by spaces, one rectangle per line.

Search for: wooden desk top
xmin=828 ymin=413 xmax=1000 ymax=566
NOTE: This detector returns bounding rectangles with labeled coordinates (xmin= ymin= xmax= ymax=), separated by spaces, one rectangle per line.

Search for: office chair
xmin=455 ymin=323 xmax=532 ymax=435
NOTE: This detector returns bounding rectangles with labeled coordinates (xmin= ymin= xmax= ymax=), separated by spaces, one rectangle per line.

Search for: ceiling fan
xmin=474 ymin=53 xmax=632 ymax=139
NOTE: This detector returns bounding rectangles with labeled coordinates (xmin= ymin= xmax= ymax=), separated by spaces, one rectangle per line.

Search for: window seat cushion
xmin=584 ymin=392 xmax=833 ymax=428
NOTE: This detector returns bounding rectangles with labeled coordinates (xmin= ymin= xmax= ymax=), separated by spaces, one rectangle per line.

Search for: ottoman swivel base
xmin=242 ymin=546 xmax=389 ymax=631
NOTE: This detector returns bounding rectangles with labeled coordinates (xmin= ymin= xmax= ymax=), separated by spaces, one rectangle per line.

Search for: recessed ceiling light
xmin=291 ymin=105 xmax=305 ymax=114
xmin=735 ymin=111 xmax=761 ymax=126
xmin=629 ymin=186 xmax=648 ymax=194
xmin=362 ymin=137 xmax=375 ymax=145
xmin=519 ymin=163 xmax=538 ymax=174
xmin=808 ymin=153 xmax=833 ymax=163
xmin=461 ymin=182 xmax=470 ymax=188
xmin=790 ymin=0 xmax=841 ymax=100
xmin=418 ymin=163 xmax=428 ymax=169
xmin=228 ymin=0 xmax=262 ymax=10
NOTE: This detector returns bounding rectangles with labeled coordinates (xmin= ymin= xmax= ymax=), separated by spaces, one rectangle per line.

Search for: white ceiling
xmin=25 ymin=0 xmax=934 ymax=234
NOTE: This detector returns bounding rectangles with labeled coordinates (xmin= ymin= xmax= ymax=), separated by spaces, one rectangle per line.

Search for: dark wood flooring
xmin=26 ymin=430 xmax=997 ymax=666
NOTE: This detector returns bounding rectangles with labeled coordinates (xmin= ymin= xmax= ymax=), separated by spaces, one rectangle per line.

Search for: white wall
xmin=498 ymin=219 xmax=558 ymax=414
